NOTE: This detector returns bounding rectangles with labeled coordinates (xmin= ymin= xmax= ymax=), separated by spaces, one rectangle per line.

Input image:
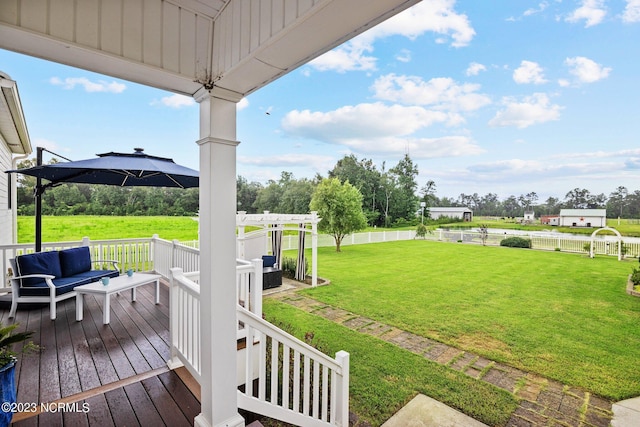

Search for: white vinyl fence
xmin=280 ymin=228 xmax=640 ymax=258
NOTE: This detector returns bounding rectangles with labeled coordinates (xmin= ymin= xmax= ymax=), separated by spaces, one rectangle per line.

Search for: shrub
xmin=281 ymin=256 xmax=309 ymax=279
xmin=631 ymin=267 xmax=640 ymax=287
xmin=499 ymin=236 xmax=532 ymax=249
xmin=415 ymin=223 xmax=428 ymax=239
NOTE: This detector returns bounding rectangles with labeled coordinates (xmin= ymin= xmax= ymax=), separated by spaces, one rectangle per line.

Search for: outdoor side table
xmin=263 ymin=267 xmax=282 ymax=289
xmin=75 ymin=273 xmax=161 ymax=324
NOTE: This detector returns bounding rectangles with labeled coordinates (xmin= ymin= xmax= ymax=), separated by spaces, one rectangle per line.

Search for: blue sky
xmin=2 ymin=0 xmax=640 ymax=201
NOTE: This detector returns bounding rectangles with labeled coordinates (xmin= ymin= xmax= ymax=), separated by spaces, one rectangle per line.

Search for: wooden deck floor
xmin=0 ymin=280 xmax=201 ymax=426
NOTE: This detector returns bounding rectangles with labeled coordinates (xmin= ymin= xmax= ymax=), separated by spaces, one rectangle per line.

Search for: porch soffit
xmin=0 ymin=0 xmax=419 ymax=99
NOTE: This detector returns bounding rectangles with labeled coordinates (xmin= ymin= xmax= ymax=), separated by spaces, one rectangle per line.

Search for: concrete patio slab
xmin=381 ymin=394 xmax=488 ymax=427
xmin=612 ymin=396 xmax=640 ymax=427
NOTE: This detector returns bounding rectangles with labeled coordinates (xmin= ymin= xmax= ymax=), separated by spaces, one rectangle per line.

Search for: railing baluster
xmin=312 ymin=360 xmax=320 ymax=418
xmin=259 ymin=334 xmax=266 ymax=401
xmin=270 ymin=337 xmax=279 ymax=404
xmin=322 ymin=365 xmax=329 ymax=421
xmin=293 ymin=350 xmax=300 ymax=413
xmin=282 ymin=345 xmax=290 ymax=410
xmin=303 ymin=355 xmax=310 ymax=415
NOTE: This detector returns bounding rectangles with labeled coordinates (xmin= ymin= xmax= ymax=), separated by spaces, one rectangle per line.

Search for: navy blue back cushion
xmin=59 ymin=246 xmax=92 ymax=277
xmin=262 ymin=255 xmax=277 ymax=267
xmin=16 ymin=251 xmax=62 ymax=287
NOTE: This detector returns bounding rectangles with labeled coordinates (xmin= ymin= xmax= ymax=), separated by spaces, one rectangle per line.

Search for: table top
xmin=75 ymin=272 xmax=161 ymax=294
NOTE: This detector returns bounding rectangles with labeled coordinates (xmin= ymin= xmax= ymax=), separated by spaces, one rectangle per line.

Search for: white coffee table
xmin=75 ymin=273 xmax=161 ymax=324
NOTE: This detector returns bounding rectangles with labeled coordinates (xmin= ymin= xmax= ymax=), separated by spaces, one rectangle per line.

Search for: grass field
xmin=296 ymin=240 xmax=640 ymax=401
xmin=17 ymin=215 xmax=199 ymax=243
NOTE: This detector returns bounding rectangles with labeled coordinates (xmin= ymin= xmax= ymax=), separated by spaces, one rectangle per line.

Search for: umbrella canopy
xmin=6 ymin=147 xmax=199 ymax=251
xmin=9 ymin=148 xmax=199 ymax=189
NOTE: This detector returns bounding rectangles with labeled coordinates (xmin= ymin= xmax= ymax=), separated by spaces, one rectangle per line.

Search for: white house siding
xmin=0 ymin=145 xmax=13 ymax=245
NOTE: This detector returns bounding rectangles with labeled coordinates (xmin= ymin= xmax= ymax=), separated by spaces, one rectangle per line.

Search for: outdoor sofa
xmin=9 ymin=246 xmax=119 ymax=320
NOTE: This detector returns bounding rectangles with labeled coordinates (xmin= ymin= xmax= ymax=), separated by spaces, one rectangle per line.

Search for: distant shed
xmin=541 ymin=215 xmax=560 ymax=226
xmin=429 ymin=207 xmax=473 ymax=222
xmin=559 ymin=209 xmax=606 ymax=227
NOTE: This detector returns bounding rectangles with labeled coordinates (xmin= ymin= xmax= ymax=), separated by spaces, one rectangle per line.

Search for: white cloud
xmin=564 ymin=56 xmax=611 ymax=83
xmin=283 ymin=103 xmax=452 ymax=139
xmin=465 ymin=158 xmax=621 ymax=181
xmin=309 ymin=39 xmax=377 ymax=73
xmin=623 ymin=0 xmax=640 ymax=22
xmin=367 ymin=0 xmax=476 ymax=48
xmin=466 ymin=62 xmax=487 ymax=76
xmin=50 ymin=76 xmax=126 ymax=93
xmin=489 ymin=93 xmax=563 ymax=128
xmin=552 ymin=148 xmax=640 ymax=159
xmin=237 ymin=98 xmax=249 ymax=111
xmin=156 ymin=94 xmax=195 ymax=109
xmin=280 ymin=102 xmax=482 ymax=158
xmin=395 ymin=49 xmax=412 ymax=63
xmin=513 ymin=60 xmax=548 ymax=84
xmin=565 ymin=0 xmax=607 ymax=27
xmin=309 ymin=1 xmax=475 ymax=72
xmin=524 ymin=2 xmax=549 ymax=17
xmin=371 ymin=74 xmax=491 ymax=113
xmin=239 ymin=153 xmax=335 ymax=170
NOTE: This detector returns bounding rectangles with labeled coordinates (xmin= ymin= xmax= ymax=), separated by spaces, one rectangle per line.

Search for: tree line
xmin=14 ymin=158 xmax=198 ymax=216
xmin=15 ymin=155 xmax=640 ymax=222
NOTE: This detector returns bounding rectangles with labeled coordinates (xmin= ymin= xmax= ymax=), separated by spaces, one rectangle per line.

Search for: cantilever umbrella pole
xmin=35 ymin=147 xmax=44 ymax=252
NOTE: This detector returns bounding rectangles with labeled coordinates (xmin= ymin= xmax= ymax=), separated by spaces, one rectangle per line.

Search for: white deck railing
xmin=167 ymin=268 xmax=202 ymax=382
xmin=237 ymin=306 xmax=350 ymax=427
xmin=167 ymin=260 xmax=265 ymax=379
xmin=168 ymin=265 xmax=350 ymax=427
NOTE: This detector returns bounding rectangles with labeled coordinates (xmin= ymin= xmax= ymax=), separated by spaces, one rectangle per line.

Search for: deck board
xmin=3 ymin=279 xmax=201 ymax=426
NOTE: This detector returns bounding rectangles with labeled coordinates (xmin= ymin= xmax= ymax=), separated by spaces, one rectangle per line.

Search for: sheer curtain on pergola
xmin=295 ymin=224 xmax=306 ymax=281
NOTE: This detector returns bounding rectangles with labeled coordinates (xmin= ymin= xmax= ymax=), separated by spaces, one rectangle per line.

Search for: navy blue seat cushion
xmin=262 ymin=255 xmax=277 ymax=267
xmin=59 ymin=246 xmax=92 ymax=277
xmin=19 ymin=270 xmax=119 ymax=297
xmin=15 ymin=251 xmax=62 ymax=287
xmin=74 ymin=269 xmax=119 ymax=281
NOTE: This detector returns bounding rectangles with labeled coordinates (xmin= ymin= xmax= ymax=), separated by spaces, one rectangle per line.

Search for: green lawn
xmin=264 ymin=299 xmax=518 ymax=427
xmin=17 ymin=215 xmax=199 ymax=243
xmin=295 ymin=240 xmax=640 ymax=401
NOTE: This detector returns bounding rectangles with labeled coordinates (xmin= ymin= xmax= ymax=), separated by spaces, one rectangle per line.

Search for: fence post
xmin=335 ymin=350 xmax=350 ymax=427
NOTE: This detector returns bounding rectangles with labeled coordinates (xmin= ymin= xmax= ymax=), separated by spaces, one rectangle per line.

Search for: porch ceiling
xmin=0 ymin=0 xmax=420 ymax=99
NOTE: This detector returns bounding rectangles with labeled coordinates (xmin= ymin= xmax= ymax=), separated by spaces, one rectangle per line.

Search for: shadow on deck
xmin=0 ymin=279 xmax=201 ymax=426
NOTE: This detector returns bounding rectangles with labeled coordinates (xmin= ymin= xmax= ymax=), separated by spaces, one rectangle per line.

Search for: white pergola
xmin=0 ymin=1 xmax=420 ymax=426
xmin=236 ymin=211 xmax=320 ymax=287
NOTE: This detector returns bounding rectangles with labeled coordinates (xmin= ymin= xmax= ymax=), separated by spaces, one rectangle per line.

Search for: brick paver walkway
xmin=268 ymin=290 xmax=613 ymax=427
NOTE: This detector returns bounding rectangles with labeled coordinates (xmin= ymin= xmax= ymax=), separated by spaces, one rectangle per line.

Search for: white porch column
xmin=194 ymin=87 xmax=244 ymax=427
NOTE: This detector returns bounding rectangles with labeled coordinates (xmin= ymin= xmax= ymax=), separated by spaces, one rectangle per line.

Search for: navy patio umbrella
xmin=7 ymin=147 xmax=199 ymax=251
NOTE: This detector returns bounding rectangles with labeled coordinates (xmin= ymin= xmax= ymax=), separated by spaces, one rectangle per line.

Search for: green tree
xmin=237 ymin=175 xmax=262 ymax=213
xmin=388 ymin=154 xmax=418 ymax=224
xmin=309 ymin=178 xmax=367 ymax=252
xmin=329 ymin=154 xmax=382 ymax=225
xmin=279 ymin=177 xmax=316 ymax=214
